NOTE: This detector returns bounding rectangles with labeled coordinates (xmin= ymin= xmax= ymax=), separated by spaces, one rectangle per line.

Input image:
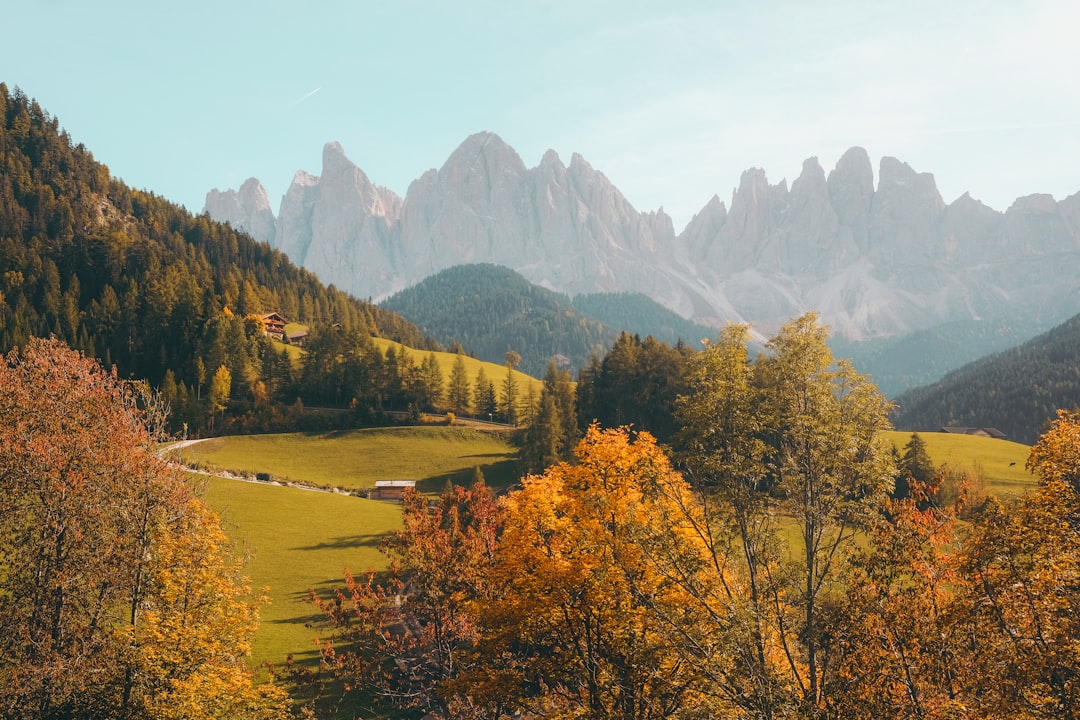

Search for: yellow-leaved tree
xmin=130 ymin=498 xmax=289 ymax=720
xmin=674 ymin=313 xmax=897 ymax=718
xmin=454 ymin=425 xmax=732 ymax=719
xmin=945 ymin=408 xmax=1080 ymax=718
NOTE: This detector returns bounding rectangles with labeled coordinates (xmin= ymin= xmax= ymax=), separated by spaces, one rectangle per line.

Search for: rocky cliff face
xmin=205 ymin=135 xmax=1080 ymax=346
xmin=203 ymin=177 xmax=276 ymax=246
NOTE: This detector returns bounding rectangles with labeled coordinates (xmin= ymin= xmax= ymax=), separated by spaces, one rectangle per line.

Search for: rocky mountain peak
xmin=539 ymin=148 xmax=565 ymax=169
xmin=441 ymin=131 xmax=527 ymax=181
xmin=827 ymin=146 xmax=875 ymax=253
xmin=289 ymin=169 xmax=319 ymax=188
xmin=791 ymin=157 xmax=827 ymax=197
xmin=1007 ymin=193 xmax=1058 ymax=214
xmin=238 ymin=177 xmax=271 ymax=211
xmin=868 ymin=156 xmax=944 ymax=263
xmin=321 ymin=141 xmax=350 ymax=172
xmin=203 ymin=177 xmax=276 ymax=245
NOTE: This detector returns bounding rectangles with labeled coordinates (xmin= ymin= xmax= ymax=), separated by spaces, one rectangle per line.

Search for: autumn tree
xmin=0 ymin=338 xmax=287 ymax=720
xmin=940 ymin=408 xmax=1080 ymax=718
xmin=315 ymin=479 xmax=503 ymax=718
xmin=674 ymin=313 xmax=896 ymax=717
xmin=456 ymin=426 xmax=724 ymax=719
xmin=208 ymin=363 xmax=232 ymax=430
xmin=824 ymin=480 xmax=966 ymax=719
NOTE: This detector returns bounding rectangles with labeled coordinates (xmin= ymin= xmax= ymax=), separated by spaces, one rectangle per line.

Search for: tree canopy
xmin=0 ymin=337 xmax=287 ymax=719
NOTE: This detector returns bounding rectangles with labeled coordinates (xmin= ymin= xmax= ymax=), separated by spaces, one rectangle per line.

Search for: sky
xmin=4 ymin=0 xmax=1079 ymax=231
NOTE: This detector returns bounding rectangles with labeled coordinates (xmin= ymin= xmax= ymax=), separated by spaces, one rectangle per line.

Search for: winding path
xmin=161 ymin=439 xmax=356 ymax=496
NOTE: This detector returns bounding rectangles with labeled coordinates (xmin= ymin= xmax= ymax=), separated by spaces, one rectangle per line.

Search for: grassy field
xmin=884 ymin=430 xmax=1035 ymax=497
xmin=371 ymin=337 xmax=547 ymax=401
xmin=199 ymin=476 xmax=401 ymax=670
xmin=174 ymin=426 xmax=520 ymax=493
xmin=190 ymin=425 xmax=1039 ymax=692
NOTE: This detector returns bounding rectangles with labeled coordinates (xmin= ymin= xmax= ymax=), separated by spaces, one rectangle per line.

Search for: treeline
xmin=311 ymin=315 xmax=1080 ymax=720
xmin=0 ymin=83 xmax=435 ymax=422
xmin=892 ymin=311 xmax=1080 ymax=443
xmin=570 ymin=291 xmax=712 ymax=349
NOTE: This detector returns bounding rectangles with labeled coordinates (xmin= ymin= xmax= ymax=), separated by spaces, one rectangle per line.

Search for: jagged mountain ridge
xmin=205 ymin=134 xmax=1080 ymax=351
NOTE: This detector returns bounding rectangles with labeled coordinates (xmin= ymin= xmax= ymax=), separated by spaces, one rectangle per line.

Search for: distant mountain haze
xmin=205 ymin=134 xmax=1080 ymax=390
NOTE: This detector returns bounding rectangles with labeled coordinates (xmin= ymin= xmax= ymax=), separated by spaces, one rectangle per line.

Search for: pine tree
xmin=447 ymin=353 xmax=471 ymax=415
xmin=474 ymin=366 xmax=497 ymax=422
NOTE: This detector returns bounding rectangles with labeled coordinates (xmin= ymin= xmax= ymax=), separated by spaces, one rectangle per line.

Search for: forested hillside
xmin=381 ymin=264 xmax=615 ymax=375
xmin=892 ymin=312 xmax=1080 ymax=443
xmin=0 ymin=84 xmax=436 ymax=417
xmin=833 ymin=314 xmax=1056 ymax=398
xmin=570 ymin=291 xmax=712 ymax=348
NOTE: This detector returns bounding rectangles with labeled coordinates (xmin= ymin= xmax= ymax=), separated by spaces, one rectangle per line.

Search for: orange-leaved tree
xmin=0 ymin=338 xmax=287 ymax=720
xmin=944 ymin=408 xmax=1080 ymax=719
xmin=313 ymin=476 xmax=503 ymax=718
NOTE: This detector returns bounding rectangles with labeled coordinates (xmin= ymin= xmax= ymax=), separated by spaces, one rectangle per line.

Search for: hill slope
xmin=891 ymin=313 xmax=1080 ymax=444
xmin=0 ymin=83 xmax=434 ymax=392
xmin=381 ymin=264 xmax=616 ymax=376
xmin=570 ymin=292 xmax=714 ymax=348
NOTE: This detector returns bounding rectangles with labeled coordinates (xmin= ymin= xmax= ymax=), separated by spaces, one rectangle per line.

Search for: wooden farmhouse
xmin=369 ymin=480 xmax=416 ymax=501
xmin=260 ymin=312 xmax=287 ymax=341
xmin=287 ymin=327 xmax=309 ymax=346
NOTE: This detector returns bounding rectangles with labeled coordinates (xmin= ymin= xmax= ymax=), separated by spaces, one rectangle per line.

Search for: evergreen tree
xmin=474 ymin=366 xmax=497 ymax=422
xmin=896 ymin=432 xmax=936 ymax=500
xmin=500 ymin=350 xmax=521 ymax=425
xmin=447 ymin=353 xmax=471 ymax=415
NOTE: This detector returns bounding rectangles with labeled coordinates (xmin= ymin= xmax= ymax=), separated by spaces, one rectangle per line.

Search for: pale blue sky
xmin=4 ymin=0 xmax=1078 ymax=230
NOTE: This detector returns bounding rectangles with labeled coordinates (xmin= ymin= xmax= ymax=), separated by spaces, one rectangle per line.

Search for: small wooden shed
xmin=369 ymin=480 xmax=416 ymax=501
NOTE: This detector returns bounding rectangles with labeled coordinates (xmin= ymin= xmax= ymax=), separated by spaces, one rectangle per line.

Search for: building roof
xmin=941 ymin=426 xmax=1008 ymax=440
xmin=374 ymin=480 xmax=417 ymax=488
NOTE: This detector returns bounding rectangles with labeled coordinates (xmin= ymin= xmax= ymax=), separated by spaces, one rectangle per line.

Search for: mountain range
xmin=205 ymin=134 xmax=1080 ymax=391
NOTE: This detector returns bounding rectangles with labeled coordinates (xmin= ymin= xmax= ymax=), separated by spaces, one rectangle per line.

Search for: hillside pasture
xmin=371 ymin=336 xmax=547 ymax=405
xmin=174 ymin=426 xmax=520 ymax=493
xmin=198 ymin=475 xmax=401 ymax=670
xmin=884 ymin=430 xmax=1036 ymax=497
xmin=269 ymin=328 xmax=546 ymax=414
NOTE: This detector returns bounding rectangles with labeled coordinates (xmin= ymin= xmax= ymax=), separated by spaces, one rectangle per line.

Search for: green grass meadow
xmin=176 ymin=426 xmax=520 ymax=493
xmin=199 ymin=476 xmax=402 ymax=670
xmin=883 ymin=430 xmax=1036 ymax=497
xmin=190 ymin=426 xmax=1036 ymax=682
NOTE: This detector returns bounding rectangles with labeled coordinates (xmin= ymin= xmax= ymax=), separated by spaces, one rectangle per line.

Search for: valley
xmin=3 ymin=79 xmax=1080 ymax=719
xmin=186 ymin=427 xmax=1035 ymax=674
